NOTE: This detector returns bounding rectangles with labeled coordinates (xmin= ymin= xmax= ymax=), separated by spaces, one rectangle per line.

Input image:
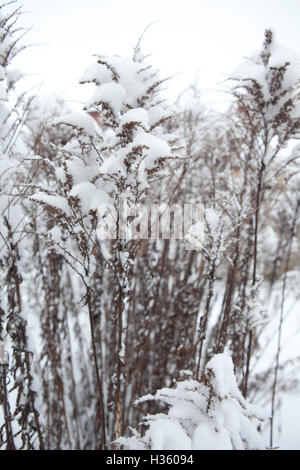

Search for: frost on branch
xmin=117 ymin=354 xmax=267 ymax=450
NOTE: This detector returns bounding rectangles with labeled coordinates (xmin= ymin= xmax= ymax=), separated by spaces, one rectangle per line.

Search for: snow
xmin=148 ymin=105 xmax=171 ymax=127
xmin=80 ymin=62 xmax=113 ymax=85
xmin=185 ymin=221 xmax=204 ymax=251
xmin=0 ymin=65 xmax=5 ymax=80
xmin=232 ymin=31 xmax=300 ymax=135
xmin=76 ymin=52 xmax=173 ymax=203
xmin=134 ymin=133 xmax=171 ymax=169
xmin=233 ymin=58 xmax=269 ymax=99
xmin=118 ymin=354 xmax=267 ymax=450
xmin=99 ymin=153 xmax=125 ymax=177
xmin=31 ymin=193 xmax=70 ymax=215
xmin=65 ymin=158 xmax=88 ymax=185
xmin=205 ymin=207 xmax=222 ymax=233
xmin=0 ymin=82 xmax=6 ymax=100
xmin=91 ymin=188 xmax=112 ymax=210
xmin=192 ymin=421 xmax=232 ymax=450
xmin=69 ymin=181 xmax=95 ymax=213
xmin=205 ymin=353 xmax=243 ymax=400
xmin=6 ymin=68 xmax=22 ymax=86
xmin=48 ymin=226 xmax=62 ymax=243
xmin=231 ymin=32 xmax=300 ymax=117
xmin=98 ymin=56 xmax=151 ymax=108
xmin=147 ymin=419 xmax=192 ymax=450
xmin=69 ymin=181 xmax=111 ymax=213
xmin=88 ymin=82 xmax=126 ymax=115
xmin=53 ymin=111 xmax=97 ymax=136
xmin=278 ymin=392 xmax=300 ymax=449
xmin=120 ymin=108 xmax=149 ymax=129
xmin=83 ymin=55 xmax=161 ymax=113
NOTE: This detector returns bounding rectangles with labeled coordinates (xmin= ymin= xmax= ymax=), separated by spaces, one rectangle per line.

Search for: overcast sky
xmin=13 ymin=0 xmax=300 ymax=108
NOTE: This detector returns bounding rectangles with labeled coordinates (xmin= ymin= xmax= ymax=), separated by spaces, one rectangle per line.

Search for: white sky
xmin=14 ymin=0 xmax=300 ymax=108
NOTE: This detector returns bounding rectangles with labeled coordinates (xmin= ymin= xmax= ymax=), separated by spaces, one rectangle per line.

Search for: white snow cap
xmin=88 ymin=82 xmax=126 ymax=116
xmin=82 ymin=55 xmax=161 ymax=111
xmin=232 ymin=28 xmax=300 ymax=104
xmin=70 ymin=181 xmax=112 ymax=213
xmin=120 ymin=108 xmax=149 ymax=129
xmin=53 ymin=111 xmax=97 ymax=136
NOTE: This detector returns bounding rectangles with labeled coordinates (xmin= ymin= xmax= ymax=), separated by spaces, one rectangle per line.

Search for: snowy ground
xmin=278 ymin=393 xmax=300 ymax=450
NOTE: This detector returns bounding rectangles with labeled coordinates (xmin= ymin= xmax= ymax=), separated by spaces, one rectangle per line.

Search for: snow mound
xmin=117 ymin=354 xmax=268 ymax=450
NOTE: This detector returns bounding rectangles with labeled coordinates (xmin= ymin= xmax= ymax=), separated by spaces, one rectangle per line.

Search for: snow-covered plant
xmin=0 ymin=1 xmax=44 ymax=450
xmin=1 ymin=12 xmax=299 ymax=450
xmin=232 ymin=29 xmax=300 ymax=146
xmin=229 ymin=29 xmax=300 ymax=282
xmin=25 ymin=94 xmax=75 ymax=161
xmin=166 ymin=31 xmax=300 ymax=441
xmin=30 ymin=46 xmax=175 ymax=265
xmin=117 ymin=353 xmax=267 ymax=450
xmin=28 ymin=33 xmax=177 ymax=447
xmin=79 ymin=49 xmax=176 ymax=210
